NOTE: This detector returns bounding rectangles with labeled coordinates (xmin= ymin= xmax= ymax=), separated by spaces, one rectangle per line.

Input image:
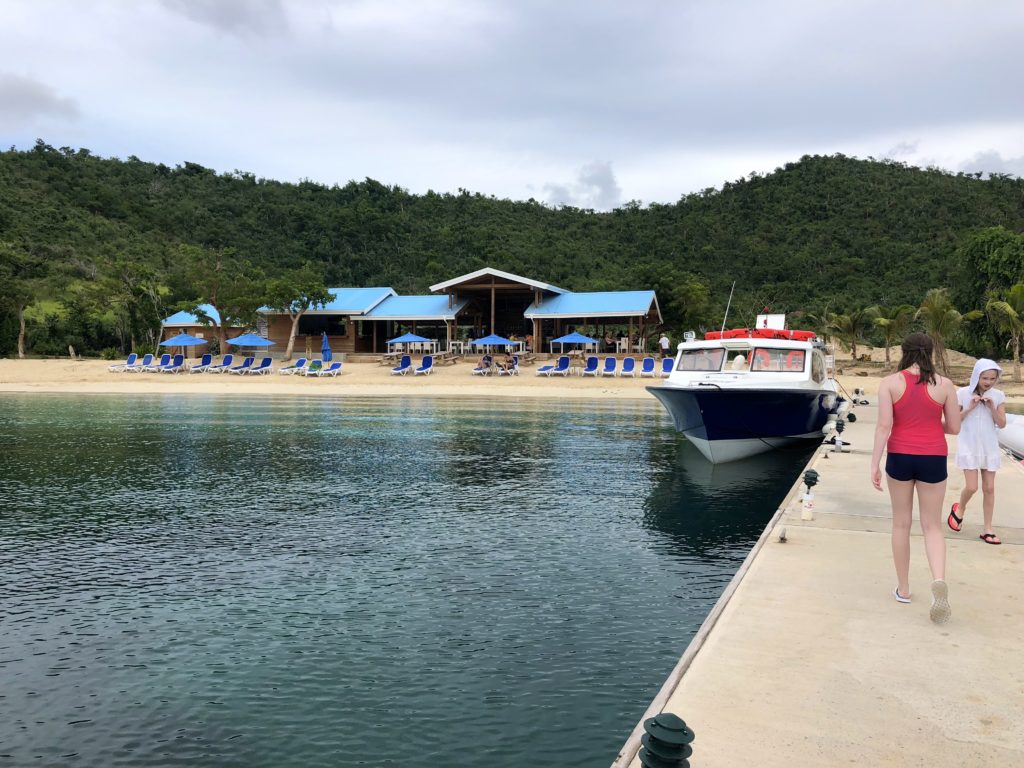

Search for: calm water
xmin=0 ymin=395 xmax=814 ymax=768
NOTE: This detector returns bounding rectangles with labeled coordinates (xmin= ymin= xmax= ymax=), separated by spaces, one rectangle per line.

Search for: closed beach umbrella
xmin=321 ymin=332 xmax=333 ymax=363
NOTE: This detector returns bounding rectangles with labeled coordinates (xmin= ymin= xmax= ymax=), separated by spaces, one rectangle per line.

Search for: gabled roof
xmin=363 ymin=295 xmax=470 ymax=321
xmin=524 ymin=290 xmax=662 ymax=322
xmin=162 ymin=304 xmax=226 ymax=326
xmin=429 ymin=267 xmax=568 ymax=295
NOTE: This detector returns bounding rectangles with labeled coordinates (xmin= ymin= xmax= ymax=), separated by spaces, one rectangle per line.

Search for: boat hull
xmin=647 ymin=385 xmax=839 ymax=463
xmin=999 ymin=413 xmax=1024 ymax=459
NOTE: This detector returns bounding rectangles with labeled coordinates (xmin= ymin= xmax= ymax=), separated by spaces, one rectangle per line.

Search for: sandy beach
xmin=1 ymin=350 xmax=1021 ymax=404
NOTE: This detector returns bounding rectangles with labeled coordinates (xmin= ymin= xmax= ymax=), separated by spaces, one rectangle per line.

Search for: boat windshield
xmin=750 ymin=347 xmax=806 ymax=372
xmin=677 ymin=348 xmax=726 ymax=371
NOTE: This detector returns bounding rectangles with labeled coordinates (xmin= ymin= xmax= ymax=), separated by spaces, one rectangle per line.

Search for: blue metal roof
xmin=162 ymin=304 xmax=221 ymax=326
xmin=364 ymin=295 xmax=470 ymax=320
xmin=300 ymin=287 xmax=395 ymax=315
xmin=524 ymin=290 xmax=660 ymax=321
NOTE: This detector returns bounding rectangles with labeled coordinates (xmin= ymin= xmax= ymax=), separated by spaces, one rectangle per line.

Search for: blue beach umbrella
xmin=470 ymin=334 xmax=514 ymax=347
xmin=160 ymin=333 xmax=208 ymax=347
xmin=321 ymin=332 xmax=333 ymax=363
xmin=387 ymin=332 xmax=431 ymax=354
xmin=550 ymin=332 xmax=598 ymax=345
xmin=227 ymin=333 xmax=274 ymax=347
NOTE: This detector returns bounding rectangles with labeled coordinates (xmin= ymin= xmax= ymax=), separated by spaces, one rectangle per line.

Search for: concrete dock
xmin=615 ymin=403 xmax=1024 ymax=767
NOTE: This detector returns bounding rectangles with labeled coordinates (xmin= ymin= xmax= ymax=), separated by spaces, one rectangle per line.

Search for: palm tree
xmin=826 ymin=308 xmax=873 ymax=362
xmin=915 ymin=288 xmax=982 ymax=375
xmin=986 ymin=283 xmax=1024 ymax=382
xmin=865 ymin=304 xmax=916 ymax=368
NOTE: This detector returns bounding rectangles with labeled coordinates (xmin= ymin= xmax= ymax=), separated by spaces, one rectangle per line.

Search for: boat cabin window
xmin=749 ymin=348 xmax=806 ymax=372
xmin=811 ymin=351 xmax=826 ymax=383
xmin=678 ymin=348 xmax=726 ymax=371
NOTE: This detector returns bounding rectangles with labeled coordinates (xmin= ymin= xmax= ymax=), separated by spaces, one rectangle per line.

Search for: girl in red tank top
xmin=870 ymin=333 xmax=960 ymax=624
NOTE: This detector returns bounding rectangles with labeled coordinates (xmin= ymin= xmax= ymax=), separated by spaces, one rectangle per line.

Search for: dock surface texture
xmin=617 ymin=403 xmax=1024 ymax=768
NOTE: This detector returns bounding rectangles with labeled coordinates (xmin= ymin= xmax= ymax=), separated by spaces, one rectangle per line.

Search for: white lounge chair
xmin=108 ymin=353 xmax=137 ymax=372
xmin=207 ymin=354 xmax=234 ymax=373
xmin=189 ymin=354 xmax=213 ymax=373
xmin=315 ymin=361 xmax=343 ymax=377
xmin=638 ymin=357 xmax=657 ymax=377
xmin=278 ymin=358 xmax=307 ymax=375
xmin=246 ymin=357 xmax=273 ymax=375
xmin=413 ymin=355 xmax=434 ymax=375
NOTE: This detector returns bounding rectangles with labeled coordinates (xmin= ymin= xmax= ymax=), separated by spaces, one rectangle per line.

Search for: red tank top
xmin=887 ymin=370 xmax=947 ymax=456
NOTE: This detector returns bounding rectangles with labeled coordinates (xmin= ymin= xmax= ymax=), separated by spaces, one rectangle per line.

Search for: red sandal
xmin=947 ymin=503 xmax=963 ymax=532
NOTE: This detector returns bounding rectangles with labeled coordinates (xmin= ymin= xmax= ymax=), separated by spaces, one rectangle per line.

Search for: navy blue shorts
xmin=885 ymin=453 xmax=947 ymax=483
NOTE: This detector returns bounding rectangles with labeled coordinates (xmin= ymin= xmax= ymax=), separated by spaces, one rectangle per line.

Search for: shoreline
xmin=2 ymin=358 xmax=1022 ymax=405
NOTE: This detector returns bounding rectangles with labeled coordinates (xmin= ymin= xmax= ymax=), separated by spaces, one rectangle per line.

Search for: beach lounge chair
xmin=189 ymin=354 xmax=213 ymax=373
xmin=660 ymin=357 xmax=674 ymax=377
xmin=316 ymin=361 xmax=343 ymax=377
xmin=580 ymin=356 xmax=600 ymax=377
xmin=600 ymin=357 xmax=617 ymax=377
xmin=471 ymin=355 xmax=493 ymax=375
xmin=228 ymin=357 xmax=254 ymax=375
xmin=126 ymin=353 xmax=153 ymax=372
xmin=301 ymin=360 xmax=323 ymax=376
xmin=638 ymin=357 xmax=657 ymax=377
xmin=207 ymin=354 xmax=234 ymax=373
xmin=247 ymin=357 xmax=273 ymax=375
xmin=619 ymin=357 xmax=636 ymax=377
xmin=143 ymin=353 xmax=171 ymax=372
xmin=159 ymin=354 xmax=185 ymax=373
xmin=108 ymin=353 xmax=137 ymax=372
xmin=278 ymin=358 xmax=307 ymax=375
xmin=497 ymin=355 xmax=519 ymax=376
xmin=391 ymin=355 xmax=411 ymax=375
xmin=547 ymin=355 xmax=571 ymax=376
xmin=414 ymin=355 xmax=434 ymax=375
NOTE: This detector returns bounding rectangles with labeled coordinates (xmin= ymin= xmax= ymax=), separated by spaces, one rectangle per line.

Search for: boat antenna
xmin=720 ymin=282 xmax=736 ymax=334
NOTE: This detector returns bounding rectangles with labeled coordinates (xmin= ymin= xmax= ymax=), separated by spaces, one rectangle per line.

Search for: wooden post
xmin=373 ymin=322 xmax=378 ymax=353
xmin=490 ymin=277 xmax=496 ymax=336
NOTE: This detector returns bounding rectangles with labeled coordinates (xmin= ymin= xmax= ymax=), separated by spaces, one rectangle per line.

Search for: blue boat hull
xmin=647 ymin=386 xmax=839 ymax=463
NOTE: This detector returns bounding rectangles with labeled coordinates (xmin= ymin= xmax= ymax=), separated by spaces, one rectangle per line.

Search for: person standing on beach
xmin=658 ymin=333 xmax=670 ymax=358
xmin=948 ymin=359 xmax=1007 ymax=545
xmin=870 ymin=332 xmax=961 ymax=623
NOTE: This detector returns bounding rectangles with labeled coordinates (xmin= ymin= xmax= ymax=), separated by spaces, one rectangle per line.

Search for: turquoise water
xmin=0 ymin=395 xmax=814 ymax=767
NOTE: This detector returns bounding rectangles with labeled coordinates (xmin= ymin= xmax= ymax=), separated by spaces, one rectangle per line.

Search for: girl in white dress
xmin=948 ymin=359 xmax=1007 ymax=544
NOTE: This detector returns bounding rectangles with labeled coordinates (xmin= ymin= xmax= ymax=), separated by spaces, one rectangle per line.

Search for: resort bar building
xmin=162 ymin=268 xmax=662 ymax=356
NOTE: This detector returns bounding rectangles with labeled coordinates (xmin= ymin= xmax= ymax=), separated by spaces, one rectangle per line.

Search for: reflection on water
xmin=0 ymin=394 xmax=813 ymax=768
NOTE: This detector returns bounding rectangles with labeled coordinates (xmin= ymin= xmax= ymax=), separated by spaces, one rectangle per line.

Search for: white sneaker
xmin=893 ymin=586 xmax=911 ymax=604
xmin=930 ymin=580 xmax=951 ymax=624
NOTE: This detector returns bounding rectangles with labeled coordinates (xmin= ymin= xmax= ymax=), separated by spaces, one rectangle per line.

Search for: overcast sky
xmin=2 ymin=0 xmax=1023 ymax=210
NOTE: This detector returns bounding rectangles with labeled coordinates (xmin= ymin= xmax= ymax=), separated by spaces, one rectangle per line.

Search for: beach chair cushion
xmin=391 ymin=355 xmax=411 ymax=375
xmin=317 ymin=361 xmax=342 ymax=377
xmin=109 ymin=353 xmax=138 ymax=372
xmin=600 ymin=357 xmax=617 ymax=376
xmin=661 ymin=358 xmax=673 ymax=376
xmin=414 ymin=356 xmax=434 ymax=375
xmin=619 ymin=357 xmax=636 ymax=376
xmin=639 ymin=357 xmax=656 ymax=377
xmin=278 ymin=358 xmax=307 ymax=375
xmin=208 ymin=354 xmax=234 ymax=373
xmin=581 ymin=356 xmax=599 ymax=376
xmin=247 ymin=357 xmax=273 ymax=375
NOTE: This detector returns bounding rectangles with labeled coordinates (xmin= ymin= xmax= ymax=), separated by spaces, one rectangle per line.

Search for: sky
xmin=2 ymin=0 xmax=1023 ymax=210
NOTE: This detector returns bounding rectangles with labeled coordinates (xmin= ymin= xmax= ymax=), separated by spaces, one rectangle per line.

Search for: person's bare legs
xmin=980 ymin=469 xmax=997 ymax=536
xmin=887 ymin=477 xmax=915 ymax=597
xmin=958 ymin=469 xmax=978 ymax=518
xmin=916 ymin=479 xmax=947 ymax=581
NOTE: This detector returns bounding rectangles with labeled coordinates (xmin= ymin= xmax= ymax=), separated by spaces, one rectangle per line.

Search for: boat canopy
xmin=705 ymin=328 xmax=816 ymax=342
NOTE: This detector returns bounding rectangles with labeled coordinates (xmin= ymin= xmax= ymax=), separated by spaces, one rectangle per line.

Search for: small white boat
xmin=999 ymin=413 xmax=1024 ymax=459
xmin=647 ymin=317 xmax=843 ymax=464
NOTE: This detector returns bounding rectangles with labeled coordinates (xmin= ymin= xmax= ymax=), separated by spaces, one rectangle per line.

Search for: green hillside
xmin=2 ymin=140 xmax=1023 ymax=358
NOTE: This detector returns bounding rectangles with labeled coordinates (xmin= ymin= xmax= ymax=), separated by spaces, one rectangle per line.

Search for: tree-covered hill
xmin=2 ymin=140 xmax=1023 ymax=357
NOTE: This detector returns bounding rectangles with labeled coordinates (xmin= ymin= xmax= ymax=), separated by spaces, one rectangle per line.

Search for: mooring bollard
xmin=638 ymin=712 xmax=694 ymax=768
xmin=833 ymin=419 xmax=846 ymax=453
xmin=801 ymin=468 xmax=820 ymax=521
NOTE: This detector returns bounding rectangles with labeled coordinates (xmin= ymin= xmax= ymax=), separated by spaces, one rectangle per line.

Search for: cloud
xmin=543 ymin=161 xmax=622 ymax=211
xmin=0 ymin=73 xmax=78 ymax=130
xmin=884 ymin=141 xmax=919 ymax=158
xmin=158 ymin=0 xmax=288 ymax=37
xmin=960 ymin=150 xmax=1024 ymax=178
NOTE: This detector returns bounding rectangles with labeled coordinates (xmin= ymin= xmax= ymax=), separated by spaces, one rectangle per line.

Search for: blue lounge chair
xmin=497 ymin=355 xmax=519 ymax=376
xmin=391 ymin=355 xmax=411 ymax=375
xmin=301 ymin=360 xmax=323 ymax=376
xmin=414 ymin=355 xmax=434 ymax=375
xmin=126 ymin=353 xmax=153 ymax=372
xmin=189 ymin=354 xmax=213 ymax=373
xmin=278 ymin=358 xmax=307 ymax=375
xmin=471 ymin=355 xmax=493 ymax=375
xmin=600 ymin=357 xmax=617 ymax=377
xmin=580 ymin=356 xmax=600 ymax=377
xmin=228 ymin=357 xmax=254 ymax=375
xmin=108 ymin=353 xmax=137 ymax=372
xmin=316 ymin=361 xmax=343 ymax=377
xmin=638 ymin=357 xmax=657 ymax=378
xmin=660 ymin=357 xmax=674 ymax=377
xmin=547 ymin=355 xmax=571 ymax=376
xmin=143 ymin=353 xmax=171 ymax=372
xmin=159 ymin=354 xmax=185 ymax=373
xmin=207 ymin=354 xmax=234 ymax=373
xmin=619 ymin=357 xmax=636 ymax=377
